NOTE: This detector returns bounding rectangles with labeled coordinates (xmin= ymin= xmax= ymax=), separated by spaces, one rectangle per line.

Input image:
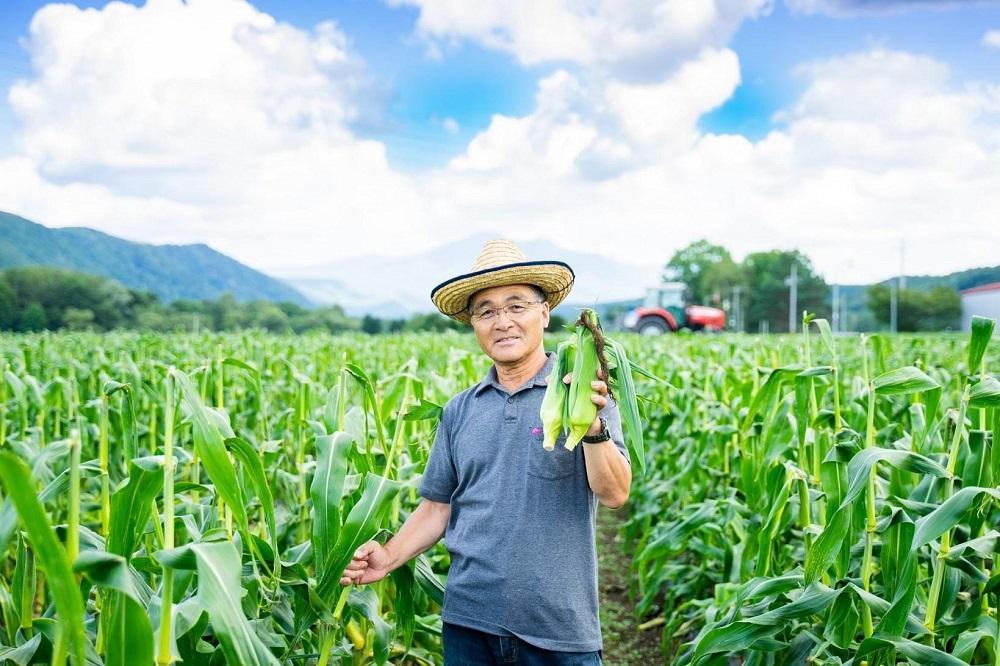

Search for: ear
xmin=541 ymin=301 xmax=551 ymax=329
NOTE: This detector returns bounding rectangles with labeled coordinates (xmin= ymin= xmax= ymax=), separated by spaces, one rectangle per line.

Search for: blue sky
xmin=2 ymin=0 xmax=996 ymax=166
xmin=0 ymin=0 xmax=997 ymax=282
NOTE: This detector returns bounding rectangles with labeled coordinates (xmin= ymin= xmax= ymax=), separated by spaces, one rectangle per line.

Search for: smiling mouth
xmin=495 ymin=336 xmax=520 ymax=344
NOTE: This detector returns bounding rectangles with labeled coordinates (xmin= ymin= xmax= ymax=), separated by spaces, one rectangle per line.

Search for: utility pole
xmin=785 ymin=263 xmax=798 ymax=334
xmin=899 ymin=239 xmax=906 ymax=289
xmin=731 ymin=285 xmax=744 ymax=333
xmin=832 ymin=283 xmax=840 ymax=333
xmin=890 ymin=281 xmax=897 ymax=334
xmin=896 ymin=239 xmax=906 ymax=333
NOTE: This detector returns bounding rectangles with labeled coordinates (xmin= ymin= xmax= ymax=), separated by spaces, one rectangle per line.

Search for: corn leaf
xmin=158 ymin=541 xmax=280 ymax=666
xmin=968 ymin=315 xmax=996 ymax=372
xmin=873 ymin=366 xmax=939 ymax=396
xmin=74 ymin=551 xmax=153 ymax=666
xmin=0 ymin=451 xmax=87 ymax=665
xmin=107 ymin=456 xmax=163 ymax=559
xmin=310 ymin=432 xmax=354 ymax=572
xmin=806 ymin=447 xmax=948 ymax=583
xmin=692 ymin=583 xmax=843 ymax=663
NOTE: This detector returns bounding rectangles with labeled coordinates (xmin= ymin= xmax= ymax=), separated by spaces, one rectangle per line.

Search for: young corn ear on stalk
xmin=564 ymin=311 xmax=603 ymax=449
xmin=540 ymin=337 xmax=573 ymax=450
xmin=540 ymin=308 xmax=653 ymax=476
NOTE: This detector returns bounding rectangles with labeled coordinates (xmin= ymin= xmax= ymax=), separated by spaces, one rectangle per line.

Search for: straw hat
xmin=431 ymin=239 xmax=575 ymax=324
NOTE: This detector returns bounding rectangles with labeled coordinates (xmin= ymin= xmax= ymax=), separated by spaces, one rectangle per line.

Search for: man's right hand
xmin=340 ymin=541 xmax=392 ymax=586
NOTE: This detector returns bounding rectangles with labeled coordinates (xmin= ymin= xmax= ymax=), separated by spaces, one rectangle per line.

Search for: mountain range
xmin=3 ymin=211 xmax=998 ymax=320
xmin=0 ymin=211 xmax=309 ymax=306
xmin=272 ymin=233 xmax=662 ymax=318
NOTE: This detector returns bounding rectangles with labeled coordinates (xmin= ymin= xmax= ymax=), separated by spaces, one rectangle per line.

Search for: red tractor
xmin=623 ymin=283 xmax=726 ymax=334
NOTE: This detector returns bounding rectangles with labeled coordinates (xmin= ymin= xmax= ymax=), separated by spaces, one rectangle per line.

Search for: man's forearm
xmin=383 ymin=498 xmax=451 ymax=571
xmin=582 ymin=440 xmax=631 ymax=508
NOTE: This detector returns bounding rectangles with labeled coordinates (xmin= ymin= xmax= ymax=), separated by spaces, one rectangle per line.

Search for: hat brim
xmin=431 ymin=260 xmax=575 ymax=324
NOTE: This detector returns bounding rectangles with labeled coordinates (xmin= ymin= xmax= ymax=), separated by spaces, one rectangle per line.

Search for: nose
xmin=493 ymin=312 xmax=516 ymax=328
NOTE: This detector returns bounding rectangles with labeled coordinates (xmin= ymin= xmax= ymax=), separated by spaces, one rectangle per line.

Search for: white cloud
xmin=419 ymin=46 xmax=1000 ymax=283
xmin=786 ymin=0 xmax=1000 ymax=17
xmin=2 ymin=0 xmax=433 ymax=267
xmin=1 ymin=0 xmax=998 ymax=290
xmin=388 ymin=0 xmax=770 ymax=78
xmin=984 ymin=29 xmax=1000 ymax=48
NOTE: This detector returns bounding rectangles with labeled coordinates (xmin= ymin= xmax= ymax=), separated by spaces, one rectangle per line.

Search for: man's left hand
xmin=562 ymin=369 xmax=608 ymax=437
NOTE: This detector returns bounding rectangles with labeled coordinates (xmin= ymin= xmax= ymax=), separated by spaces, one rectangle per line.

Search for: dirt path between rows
xmin=597 ymin=506 xmax=664 ymax=665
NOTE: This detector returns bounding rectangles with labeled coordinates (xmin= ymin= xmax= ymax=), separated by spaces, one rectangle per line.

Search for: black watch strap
xmin=582 ymin=417 xmax=611 ymax=444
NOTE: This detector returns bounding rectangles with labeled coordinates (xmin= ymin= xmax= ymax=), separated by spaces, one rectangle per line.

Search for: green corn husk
xmin=540 ymin=308 xmax=656 ymax=474
xmin=541 ymin=338 xmax=573 ymax=450
xmin=566 ymin=313 xmax=601 ymax=450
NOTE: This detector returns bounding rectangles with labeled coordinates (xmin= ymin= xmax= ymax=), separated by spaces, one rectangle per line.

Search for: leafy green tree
xmin=743 ymin=250 xmax=829 ymax=333
xmin=867 ymin=284 xmax=961 ymax=331
xmin=251 ymin=302 xmax=291 ymax=333
xmin=403 ymin=312 xmax=464 ymax=332
xmin=701 ymin=258 xmax=746 ymax=307
xmin=2 ymin=266 xmax=134 ymax=329
xmin=361 ymin=314 xmax=382 ymax=334
xmin=0 ymin=277 xmax=15 ymax=330
xmin=63 ymin=307 xmax=96 ymax=331
xmin=664 ymin=240 xmax=735 ymax=303
xmin=289 ymin=304 xmax=355 ymax=334
xmin=18 ymin=302 xmax=47 ymax=332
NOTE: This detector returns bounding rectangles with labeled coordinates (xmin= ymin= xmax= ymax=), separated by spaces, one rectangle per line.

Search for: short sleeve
xmin=598 ymin=395 xmax=630 ymax=466
xmin=418 ymin=406 xmax=458 ymax=502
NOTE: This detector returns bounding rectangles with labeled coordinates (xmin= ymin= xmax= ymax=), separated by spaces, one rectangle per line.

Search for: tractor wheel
xmin=636 ymin=316 xmax=670 ymax=335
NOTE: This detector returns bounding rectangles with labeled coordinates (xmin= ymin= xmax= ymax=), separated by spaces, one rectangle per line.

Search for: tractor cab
xmin=642 ymin=283 xmax=686 ymax=310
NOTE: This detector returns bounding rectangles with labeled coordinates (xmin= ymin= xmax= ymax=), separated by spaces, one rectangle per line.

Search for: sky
xmin=0 ymin=0 xmax=998 ymax=284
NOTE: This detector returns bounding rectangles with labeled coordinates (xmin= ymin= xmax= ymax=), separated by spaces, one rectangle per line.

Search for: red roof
xmin=961 ymin=281 xmax=1000 ymax=295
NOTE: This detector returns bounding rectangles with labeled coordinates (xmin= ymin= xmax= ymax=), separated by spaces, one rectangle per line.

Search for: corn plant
xmin=0 ymin=331 xmax=482 ymax=664
xmin=623 ymin=317 xmax=1000 ymax=664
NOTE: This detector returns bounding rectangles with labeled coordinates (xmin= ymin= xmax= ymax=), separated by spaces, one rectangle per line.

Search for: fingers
xmin=566 ymin=372 xmax=607 ymax=389
xmin=591 ymin=394 xmax=607 ymax=409
xmin=340 ymin=541 xmax=379 ymax=586
xmin=355 ymin=541 xmax=378 ymax=559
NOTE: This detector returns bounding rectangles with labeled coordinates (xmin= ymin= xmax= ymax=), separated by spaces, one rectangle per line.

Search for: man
xmin=340 ymin=240 xmax=632 ymax=665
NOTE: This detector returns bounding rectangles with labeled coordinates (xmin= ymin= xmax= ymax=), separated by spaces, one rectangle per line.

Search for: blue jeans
xmin=442 ymin=622 xmax=603 ymax=665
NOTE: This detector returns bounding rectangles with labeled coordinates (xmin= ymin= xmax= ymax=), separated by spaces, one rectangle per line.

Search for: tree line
xmin=0 ymin=254 xmax=963 ymax=335
xmin=0 ymin=266 xmax=469 ymax=334
xmin=664 ymin=240 xmax=961 ymax=332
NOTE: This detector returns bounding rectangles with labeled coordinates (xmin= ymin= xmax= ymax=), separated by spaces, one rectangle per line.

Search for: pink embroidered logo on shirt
xmin=530 ymin=426 xmax=542 ymax=436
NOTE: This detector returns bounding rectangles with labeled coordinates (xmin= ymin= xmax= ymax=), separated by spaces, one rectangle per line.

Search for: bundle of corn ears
xmin=540 ymin=308 xmax=660 ymax=476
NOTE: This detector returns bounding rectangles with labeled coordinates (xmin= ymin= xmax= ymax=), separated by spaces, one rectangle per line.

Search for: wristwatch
xmin=582 ymin=417 xmax=611 ymax=444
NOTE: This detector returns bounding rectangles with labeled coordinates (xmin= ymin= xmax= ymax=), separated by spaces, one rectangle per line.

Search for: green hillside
xmin=0 ymin=211 xmax=309 ymax=305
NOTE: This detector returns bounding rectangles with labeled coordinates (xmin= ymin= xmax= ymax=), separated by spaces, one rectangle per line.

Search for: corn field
xmin=0 ymin=318 xmax=998 ymax=665
xmin=626 ymin=316 xmax=1000 ymax=665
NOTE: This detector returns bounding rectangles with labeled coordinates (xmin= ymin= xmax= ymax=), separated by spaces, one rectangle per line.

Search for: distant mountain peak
xmin=274 ymin=232 xmax=660 ymax=317
xmin=0 ymin=211 xmax=310 ymax=305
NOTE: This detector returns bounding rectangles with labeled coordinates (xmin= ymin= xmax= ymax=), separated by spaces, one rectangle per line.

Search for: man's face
xmin=469 ymin=284 xmax=550 ymax=364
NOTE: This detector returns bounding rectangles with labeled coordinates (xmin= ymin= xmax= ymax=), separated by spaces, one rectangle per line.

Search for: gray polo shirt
xmin=418 ymin=351 xmax=628 ymax=653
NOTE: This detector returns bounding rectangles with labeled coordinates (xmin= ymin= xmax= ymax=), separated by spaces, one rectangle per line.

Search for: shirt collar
xmin=474 ymin=351 xmax=556 ymax=396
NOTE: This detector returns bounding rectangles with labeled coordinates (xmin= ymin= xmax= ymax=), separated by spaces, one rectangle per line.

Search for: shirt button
xmin=506 ymin=396 xmax=513 ymax=404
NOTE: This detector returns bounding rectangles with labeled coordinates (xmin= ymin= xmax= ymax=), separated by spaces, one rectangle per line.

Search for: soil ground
xmin=597 ymin=506 xmax=665 ymax=665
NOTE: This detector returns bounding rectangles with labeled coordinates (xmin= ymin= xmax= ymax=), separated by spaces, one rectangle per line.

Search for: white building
xmin=961 ymin=282 xmax=1000 ymax=331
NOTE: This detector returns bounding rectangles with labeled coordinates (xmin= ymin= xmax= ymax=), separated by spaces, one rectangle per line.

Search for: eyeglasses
xmin=469 ymin=300 xmax=545 ymax=324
